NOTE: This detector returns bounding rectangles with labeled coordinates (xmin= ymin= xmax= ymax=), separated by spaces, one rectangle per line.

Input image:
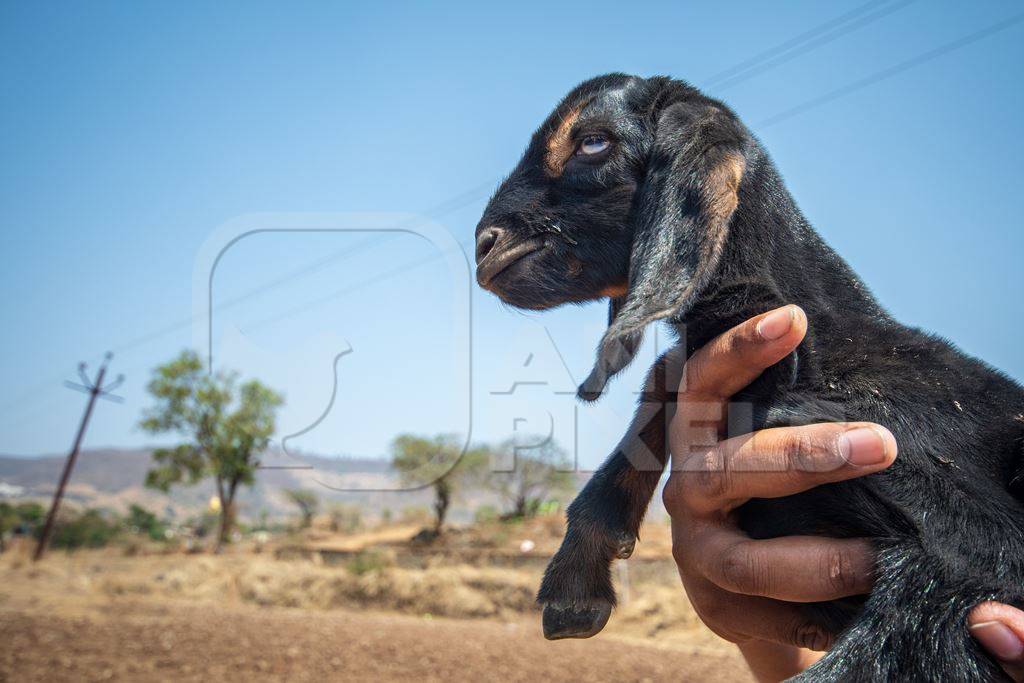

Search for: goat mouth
xmin=476 ymin=238 xmax=546 ymax=287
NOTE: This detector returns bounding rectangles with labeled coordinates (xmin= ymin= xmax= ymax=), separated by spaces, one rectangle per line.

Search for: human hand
xmin=661 ymin=305 xmax=897 ymax=680
xmin=970 ymin=603 xmax=1024 ymax=681
xmin=661 ymin=305 xmax=1024 ymax=681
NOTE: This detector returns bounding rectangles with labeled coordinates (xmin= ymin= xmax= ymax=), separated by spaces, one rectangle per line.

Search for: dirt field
xmin=0 ymin=598 xmax=750 ymax=682
xmin=0 ymin=523 xmax=752 ymax=682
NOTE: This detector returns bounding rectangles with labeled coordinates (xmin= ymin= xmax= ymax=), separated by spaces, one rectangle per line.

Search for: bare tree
xmin=284 ymin=489 xmax=320 ymax=529
xmin=390 ymin=434 xmax=485 ymax=535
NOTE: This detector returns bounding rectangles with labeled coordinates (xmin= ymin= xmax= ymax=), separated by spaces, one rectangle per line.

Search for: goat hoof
xmin=612 ymin=532 xmax=636 ymax=559
xmin=542 ymin=601 xmax=613 ymax=640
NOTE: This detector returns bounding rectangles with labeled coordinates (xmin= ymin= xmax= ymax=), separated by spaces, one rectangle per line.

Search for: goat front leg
xmin=538 ymin=349 xmax=682 ymax=639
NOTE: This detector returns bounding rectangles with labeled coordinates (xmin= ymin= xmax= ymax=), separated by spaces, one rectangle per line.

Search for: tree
xmin=390 ymin=434 xmax=485 ymax=535
xmin=329 ymin=503 xmax=363 ymax=533
xmin=284 ymin=489 xmax=319 ymax=529
xmin=487 ymin=437 xmax=574 ymax=519
xmin=140 ymin=350 xmax=283 ymax=551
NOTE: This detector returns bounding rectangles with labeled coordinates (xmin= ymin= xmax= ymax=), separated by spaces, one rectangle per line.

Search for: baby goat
xmin=474 ymin=74 xmax=1024 ymax=681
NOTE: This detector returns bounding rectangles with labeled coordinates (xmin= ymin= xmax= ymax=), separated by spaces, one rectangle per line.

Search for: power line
xmin=46 ymin=5 xmax=933 ymax=384
xmin=0 ymin=181 xmax=496 ymax=419
xmin=2 ymin=242 xmax=482 ymax=434
xmin=241 ymin=236 xmax=476 ymax=333
xmin=61 ymin=6 xmax=926 ymax=370
xmin=5 ymin=6 xmax=912 ymax=422
xmin=706 ymin=0 xmax=916 ymax=92
xmin=758 ymin=12 xmax=1024 ymax=128
xmin=109 ymin=234 xmax=383 ymax=357
xmin=242 ymin=13 xmax=1024 ymax=338
xmin=703 ymin=0 xmax=893 ymax=86
xmin=117 ymin=180 xmax=497 ymax=356
xmin=231 ymin=3 xmax=922 ymax=335
xmin=5 ymin=8 xmax=1016 ymax=436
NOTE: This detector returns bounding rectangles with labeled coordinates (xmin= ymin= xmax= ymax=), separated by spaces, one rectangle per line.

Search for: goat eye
xmin=577 ymin=134 xmax=610 ymax=156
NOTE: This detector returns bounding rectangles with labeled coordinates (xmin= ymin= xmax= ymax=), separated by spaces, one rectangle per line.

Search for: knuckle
xmin=715 ymin=336 xmax=739 ymax=364
xmin=693 ymin=469 xmax=729 ymax=503
xmin=783 ymin=430 xmax=823 ymax=472
xmin=685 ymin=455 xmax=731 ymax=503
xmin=821 ymin=547 xmax=861 ymax=596
xmin=787 ymin=622 xmax=833 ymax=652
xmin=718 ymin=544 xmax=766 ymax=594
xmin=681 ymin=357 xmax=708 ymax=396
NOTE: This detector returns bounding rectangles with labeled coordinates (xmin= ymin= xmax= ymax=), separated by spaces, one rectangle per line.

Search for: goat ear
xmin=578 ymin=295 xmax=645 ymax=401
xmin=578 ymin=103 xmax=746 ymax=401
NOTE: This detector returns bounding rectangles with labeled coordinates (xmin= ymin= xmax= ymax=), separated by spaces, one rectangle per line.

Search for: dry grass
xmin=0 ymin=516 xmax=715 ymax=646
xmin=120 ymin=557 xmax=539 ymax=619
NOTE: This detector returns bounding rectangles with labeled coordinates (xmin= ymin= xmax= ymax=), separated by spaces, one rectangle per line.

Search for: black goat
xmin=474 ymin=73 xmax=1024 ymax=681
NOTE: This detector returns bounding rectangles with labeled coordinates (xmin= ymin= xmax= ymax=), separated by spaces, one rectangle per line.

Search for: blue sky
xmin=1 ymin=0 xmax=1022 ymax=471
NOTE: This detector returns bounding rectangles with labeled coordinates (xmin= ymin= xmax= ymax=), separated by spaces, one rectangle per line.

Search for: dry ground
xmin=0 ymin=522 xmax=752 ymax=682
xmin=0 ymin=598 xmax=750 ymax=682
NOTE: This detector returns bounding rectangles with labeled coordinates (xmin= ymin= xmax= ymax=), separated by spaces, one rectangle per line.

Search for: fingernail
xmin=971 ymin=621 xmax=1024 ymax=662
xmin=840 ymin=427 xmax=889 ymax=466
xmin=756 ymin=307 xmax=794 ymax=341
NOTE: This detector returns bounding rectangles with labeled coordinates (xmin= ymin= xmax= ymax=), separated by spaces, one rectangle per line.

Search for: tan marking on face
xmin=544 ymin=105 xmax=584 ymax=177
xmin=599 ymin=282 xmax=628 ymax=298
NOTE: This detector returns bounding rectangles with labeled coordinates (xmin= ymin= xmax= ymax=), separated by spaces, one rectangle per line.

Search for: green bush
xmin=51 ymin=509 xmax=121 ymax=550
xmin=0 ymin=501 xmax=45 ymax=536
xmin=16 ymin=502 xmax=46 ymax=529
xmin=346 ymin=548 xmax=393 ymax=576
xmin=125 ymin=504 xmax=168 ymax=541
xmin=1 ymin=502 xmax=51 ymax=551
xmin=1 ymin=504 xmax=179 ymax=552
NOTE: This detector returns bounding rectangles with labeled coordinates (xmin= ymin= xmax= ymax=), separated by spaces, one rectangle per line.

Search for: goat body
xmin=474 ymin=73 xmax=1024 ymax=681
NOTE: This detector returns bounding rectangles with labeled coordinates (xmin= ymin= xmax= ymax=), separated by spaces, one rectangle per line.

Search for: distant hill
xmin=0 ymin=448 xmax=443 ymax=522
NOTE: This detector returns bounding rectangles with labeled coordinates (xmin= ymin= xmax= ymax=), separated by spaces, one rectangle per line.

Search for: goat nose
xmin=475 ymin=227 xmax=504 ymax=264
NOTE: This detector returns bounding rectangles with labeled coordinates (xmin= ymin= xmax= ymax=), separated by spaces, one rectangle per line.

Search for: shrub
xmin=51 ymin=509 xmax=121 ymax=550
xmin=125 ymin=504 xmax=168 ymax=541
xmin=0 ymin=501 xmax=46 ymax=539
xmin=346 ymin=548 xmax=394 ymax=576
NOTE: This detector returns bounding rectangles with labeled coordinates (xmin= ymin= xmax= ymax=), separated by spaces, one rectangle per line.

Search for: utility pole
xmin=33 ymin=353 xmax=124 ymax=562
